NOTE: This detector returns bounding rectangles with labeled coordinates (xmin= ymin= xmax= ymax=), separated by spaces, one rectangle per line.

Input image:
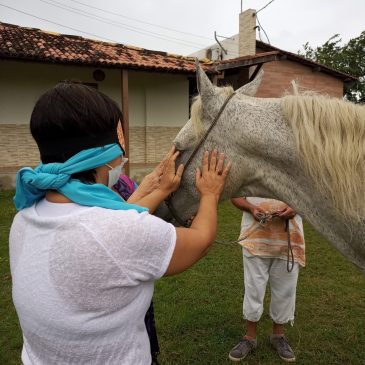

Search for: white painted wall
xmin=129 ymin=71 xmax=189 ymax=127
xmin=0 ymin=60 xmax=122 ymax=124
xmin=0 ymin=60 xmax=189 ymax=128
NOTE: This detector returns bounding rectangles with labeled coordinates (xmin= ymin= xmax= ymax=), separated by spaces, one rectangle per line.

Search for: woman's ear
xmin=117 ymin=121 xmax=126 ymax=151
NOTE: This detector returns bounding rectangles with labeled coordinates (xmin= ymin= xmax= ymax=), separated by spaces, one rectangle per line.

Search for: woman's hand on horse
xmin=195 ymin=150 xmax=231 ymax=201
xmin=138 ymin=150 xmax=172 ymax=196
xmin=158 ymin=146 xmax=184 ymax=194
xmin=130 ymin=159 xmax=165 ymax=200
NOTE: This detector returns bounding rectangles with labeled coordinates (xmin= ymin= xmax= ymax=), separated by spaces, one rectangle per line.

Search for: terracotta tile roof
xmin=0 ymin=22 xmax=356 ymax=82
xmin=0 ymin=22 xmax=215 ymax=74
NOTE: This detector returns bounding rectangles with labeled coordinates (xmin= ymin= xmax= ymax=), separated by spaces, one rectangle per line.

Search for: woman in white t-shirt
xmin=9 ymin=81 xmax=231 ymax=365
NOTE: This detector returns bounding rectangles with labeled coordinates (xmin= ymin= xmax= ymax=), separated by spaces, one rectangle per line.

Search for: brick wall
xmin=129 ymin=126 xmax=180 ymax=163
xmin=0 ymin=124 xmax=39 ymax=169
xmin=0 ymin=124 xmax=38 ymax=189
xmin=256 ymin=59 xmax=344 ymax=98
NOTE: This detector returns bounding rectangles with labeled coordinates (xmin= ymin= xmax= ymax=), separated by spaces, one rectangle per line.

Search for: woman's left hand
xmin=137 ymin=169 xmax=161 ymax=197
xmin=137 ymin=146 xmax=182 ymax=197
xmin=158 ymin=146 xmax=184 ymax=195
xmin=127 ymin=147 xmax=184 ymax=211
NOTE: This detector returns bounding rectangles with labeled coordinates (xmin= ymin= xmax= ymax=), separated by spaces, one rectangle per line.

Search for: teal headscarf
xmin=13 ymin=144 xmax=147 ymax=213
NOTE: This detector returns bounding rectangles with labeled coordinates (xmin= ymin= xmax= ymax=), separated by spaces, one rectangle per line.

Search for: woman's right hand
xmin=165 ymin=150 xmax=231 ymax=277
xmin=195 ymin=150 xmax=231 ymax=201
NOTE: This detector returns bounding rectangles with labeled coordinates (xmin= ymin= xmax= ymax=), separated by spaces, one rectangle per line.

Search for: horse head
xmin=171 ymin=62 xmax=297 ymax=224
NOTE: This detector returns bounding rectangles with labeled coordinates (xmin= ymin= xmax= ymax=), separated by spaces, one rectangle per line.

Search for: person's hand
xmin=195 ymin=150 xmax=231 ymax=201
xmin=137 ymin=170 xmax=160 ymax=197
xmin=158 ymin=146 xmax=184 ymax=195
xmin=137 ymin=147 xmax=177 ymax=196
xmin=251 ymin=206 xmax=268 ymax=222
xmin=137 ymin=155 xmax=167 ymax=196
xmin=277 ymin=204 xmax=296 ymax=219
xmin=153 ymin=155 xmax=165 ymax=179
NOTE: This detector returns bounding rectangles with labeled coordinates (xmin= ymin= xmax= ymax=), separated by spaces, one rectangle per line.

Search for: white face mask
xmin=106 ymin=158 xmax=128 ymax=188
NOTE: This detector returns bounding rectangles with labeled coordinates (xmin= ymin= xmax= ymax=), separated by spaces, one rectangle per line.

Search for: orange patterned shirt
xmin=239 ymin=198 xmax=306 ymax=267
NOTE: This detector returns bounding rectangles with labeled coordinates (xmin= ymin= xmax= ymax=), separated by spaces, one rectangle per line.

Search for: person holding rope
xmin=229 ymin=197 xmax=305 ymax=363
xmin=9 ymin=81 xmax=231 ymax=365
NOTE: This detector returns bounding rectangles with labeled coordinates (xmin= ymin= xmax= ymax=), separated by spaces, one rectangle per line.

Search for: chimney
xmin=239 ymin=9 xmax=256 ymax=57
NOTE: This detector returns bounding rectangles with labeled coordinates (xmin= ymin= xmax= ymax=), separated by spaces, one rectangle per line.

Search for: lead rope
xmin=285 ymin=219 xmax=295 ymax=272
xmin=181 ymin=92 xmax=236 ymax=170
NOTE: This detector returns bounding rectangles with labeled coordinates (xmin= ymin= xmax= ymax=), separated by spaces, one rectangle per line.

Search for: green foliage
xmin=1 ymin=193 xmax=365 ymax=364
xmin=0 ymin=191 xmax=22 ymax=365
xmin=299 ymin=32 xmax=365 ymax=103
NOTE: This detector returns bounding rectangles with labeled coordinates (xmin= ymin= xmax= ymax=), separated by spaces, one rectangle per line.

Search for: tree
xmin=299 ymin=32 xmax=365 ymax=103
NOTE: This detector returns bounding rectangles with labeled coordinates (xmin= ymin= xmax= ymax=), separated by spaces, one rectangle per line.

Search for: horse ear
xmin=236 ymin=69 xmax=264 ymax=96
xmin=196 ymin=59 xmax=215 ymax=99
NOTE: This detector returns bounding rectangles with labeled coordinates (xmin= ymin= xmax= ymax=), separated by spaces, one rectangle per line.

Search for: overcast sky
xmin=1 ymin=0 xmax=364 ymax=56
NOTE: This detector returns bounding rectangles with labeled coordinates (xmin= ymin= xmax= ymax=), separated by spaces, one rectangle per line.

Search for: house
xmin=0 ymin=12 xmax=356 ymax=189
xmin=190 ymin=9 xmax=356 ymax=98
xmin=0 ymin=21 xmax=213 ymax=188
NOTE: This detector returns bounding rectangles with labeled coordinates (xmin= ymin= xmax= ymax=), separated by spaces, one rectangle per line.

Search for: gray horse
xmin=167 ymin=63 xmax=365 ymax=275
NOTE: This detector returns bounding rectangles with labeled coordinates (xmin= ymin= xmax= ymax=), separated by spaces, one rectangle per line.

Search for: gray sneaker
xmin=270 ymin=335 xmax=296 ymax=362
xmin=228 ymin=338 xmax=257 ymax=362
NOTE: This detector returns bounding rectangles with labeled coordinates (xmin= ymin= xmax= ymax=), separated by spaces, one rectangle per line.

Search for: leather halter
xmin=165 ymin=92 xmax=236 ymax=227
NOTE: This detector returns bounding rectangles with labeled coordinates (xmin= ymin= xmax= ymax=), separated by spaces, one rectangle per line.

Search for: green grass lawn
xmin=1 ymin=190 xmax=364 ymax=365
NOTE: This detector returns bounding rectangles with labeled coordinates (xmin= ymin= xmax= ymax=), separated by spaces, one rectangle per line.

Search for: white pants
xmin=243 ymin=253 xmax=299 ymax=324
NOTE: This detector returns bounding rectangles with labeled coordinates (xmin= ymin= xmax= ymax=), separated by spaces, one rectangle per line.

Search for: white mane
xmin=282 ymin=91 xmax=365 ymax=220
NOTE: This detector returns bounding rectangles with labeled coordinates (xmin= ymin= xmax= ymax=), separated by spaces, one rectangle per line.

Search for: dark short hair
xmin=30 ymin=81 xmax=123 ymax=183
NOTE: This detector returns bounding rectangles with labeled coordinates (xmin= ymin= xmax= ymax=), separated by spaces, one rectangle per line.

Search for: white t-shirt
xmin=9 ymin=199 xmax=176 ymax=365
